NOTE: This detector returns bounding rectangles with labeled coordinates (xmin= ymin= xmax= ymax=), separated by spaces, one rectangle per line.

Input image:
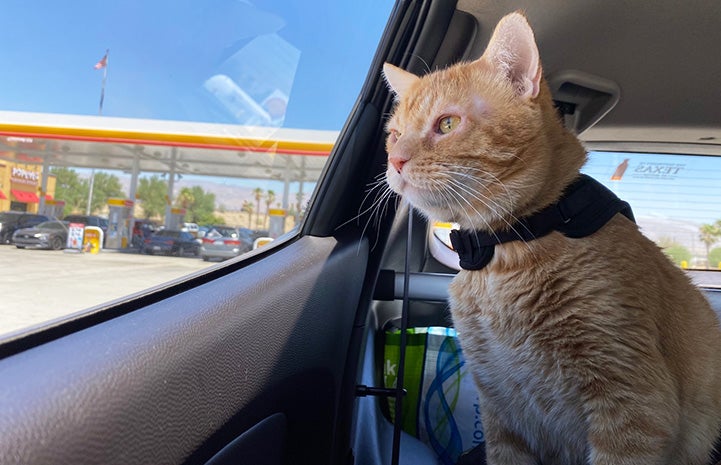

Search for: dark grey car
xmin=141 ymin=229 xmax=200 ymax=256
xmin=0 ymin=212 xmax=51 ymax=244
xmin=12 ymin=220 xmax=69 ymax=250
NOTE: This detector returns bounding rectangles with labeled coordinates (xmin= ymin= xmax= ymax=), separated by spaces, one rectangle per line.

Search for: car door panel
xmin=0 ymin=235 xmax=368 ymax=465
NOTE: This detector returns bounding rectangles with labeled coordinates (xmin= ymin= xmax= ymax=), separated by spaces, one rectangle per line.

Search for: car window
xmin=22 ymin=216 xmax=46 ymax=226
xmin=208 ymin=227 xmax=237 ymax=238
xmin=428 ymin=151 xmax=721 ymax=287
xmin=37 ymin=221 xmax=65 ymax=230
xmin=0 ymin=0 xmax=394 ymax=339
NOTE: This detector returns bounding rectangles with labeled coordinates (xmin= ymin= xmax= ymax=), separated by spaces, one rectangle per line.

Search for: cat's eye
xmin=388 ymin=129 xmax=401 ymax=143
xmin=437 ymin=115 xmax=460 ymax=134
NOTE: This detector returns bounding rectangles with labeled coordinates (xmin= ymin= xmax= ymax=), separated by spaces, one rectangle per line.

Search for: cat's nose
xmin=389 ymin=156 xmax=407 ymax=173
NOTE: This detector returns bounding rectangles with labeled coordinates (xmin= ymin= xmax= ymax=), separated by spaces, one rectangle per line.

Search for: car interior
xmin=1 ymin=1 xmax=720 ymax=464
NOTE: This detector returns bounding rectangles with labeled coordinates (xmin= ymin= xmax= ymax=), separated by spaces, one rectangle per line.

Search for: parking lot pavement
xmin=0 ymin=246 xmax=210 ymax=338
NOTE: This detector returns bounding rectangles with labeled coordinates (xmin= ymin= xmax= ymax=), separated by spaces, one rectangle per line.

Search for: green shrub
xmin=662 ymin=244 xmax=692 ymax=267
xmin=709 ymin=247 xmax=721 ymax=270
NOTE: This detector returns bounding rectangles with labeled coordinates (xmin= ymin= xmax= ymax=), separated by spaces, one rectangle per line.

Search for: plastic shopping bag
xmin=384 ymin=327 xmax=485 ymax=465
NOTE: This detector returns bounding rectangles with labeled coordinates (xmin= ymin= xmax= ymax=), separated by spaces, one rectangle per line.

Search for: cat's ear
xmin=480 ymin=12 xmax=541 ymax=99
xmin=383 ymin=63 xmax=419 ymax=99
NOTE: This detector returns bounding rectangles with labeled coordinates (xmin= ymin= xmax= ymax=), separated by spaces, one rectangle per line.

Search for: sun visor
xmin=548 ymin=70 xmax=620 ymax=135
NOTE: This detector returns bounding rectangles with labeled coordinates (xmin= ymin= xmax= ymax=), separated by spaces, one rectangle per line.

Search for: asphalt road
xmin=1 ymin=246 xmax=211 ymax=338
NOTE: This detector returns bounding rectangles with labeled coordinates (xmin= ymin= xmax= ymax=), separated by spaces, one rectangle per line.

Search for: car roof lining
xmin=456 ymin=0 xmax=721 ymax=153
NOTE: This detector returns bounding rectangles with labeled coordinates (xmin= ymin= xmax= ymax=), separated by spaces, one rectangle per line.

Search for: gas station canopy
xmin=0 ymin=111 xmax=337 ymax=183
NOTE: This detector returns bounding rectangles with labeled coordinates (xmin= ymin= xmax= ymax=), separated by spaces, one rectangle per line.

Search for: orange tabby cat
xmin=383 ymin=11 xmax=721 ymax=465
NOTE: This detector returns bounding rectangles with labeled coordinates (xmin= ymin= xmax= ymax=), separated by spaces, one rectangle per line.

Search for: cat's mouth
xmin=386 ymin=167 xmax=517 ymax=228
xmin=387 ymin=172 xmax=448 ymax=212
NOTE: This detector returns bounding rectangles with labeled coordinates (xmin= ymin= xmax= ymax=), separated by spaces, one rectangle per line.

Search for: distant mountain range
xmin=116 ymin=175 xmax=308 ymax=213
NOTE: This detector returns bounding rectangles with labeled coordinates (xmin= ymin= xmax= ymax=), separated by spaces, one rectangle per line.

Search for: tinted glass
xmin=428 ymin=151 xmax=721 ymax=287
xmin=37 ymin=221 xmax=66 ymax=230
xmin=582 ymin=151 xmax=721 ymax=285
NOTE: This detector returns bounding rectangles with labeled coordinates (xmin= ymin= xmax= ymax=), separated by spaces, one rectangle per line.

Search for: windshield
xmin=36 ymin=221 xmax=66 ymax=230
xmin=207 ymin=227 xmax=238 ymax=238
xmin=0 ymin=213 xmax=18 ymax=222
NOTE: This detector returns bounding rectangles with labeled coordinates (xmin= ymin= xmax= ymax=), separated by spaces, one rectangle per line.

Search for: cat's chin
xmin=387 ymin=171 xmax=454 ymax=218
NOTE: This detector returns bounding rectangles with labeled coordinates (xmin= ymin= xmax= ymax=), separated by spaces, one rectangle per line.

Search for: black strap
xmin=449 ymin=175 xmax=635 ymax=270
xmin=391 ymin=205 xmax=414 ymax=465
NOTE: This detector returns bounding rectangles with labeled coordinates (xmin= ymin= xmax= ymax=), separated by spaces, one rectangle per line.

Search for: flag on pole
xmin=94 ymin=52 xmax=108 ymax=70
xmin=94 ymin=49 xmax=109 ymax=115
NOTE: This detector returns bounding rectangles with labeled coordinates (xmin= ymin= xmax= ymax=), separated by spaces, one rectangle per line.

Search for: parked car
xmin=12 ymin=220 xmax=69 ymax=250
xmin=141 ymin=229 xmax=200 ymax=256
xmin=182 ymin=222 xmax=200 ymax=238
xmin=195 ymin=225 xmax=210 ymax=243
xmin=199 ymin=226 xmax=253 ymax=261
xmin=0 ymin=211 xmax=51 ymax=244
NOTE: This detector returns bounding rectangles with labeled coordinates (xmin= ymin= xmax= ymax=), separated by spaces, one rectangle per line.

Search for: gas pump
xmin=40 ymin=199 xmax=66 ymax=218
xmin=167 ymin=207 xmax=186 ymax=230
xmin=268 ymin=208 xmax=287 ymax=238
xmin=106 ymin=198 xmax=134 ymax=249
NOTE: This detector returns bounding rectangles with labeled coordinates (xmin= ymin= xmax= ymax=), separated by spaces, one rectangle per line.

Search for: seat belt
xmin=390 ymin=205 xmax=413 ymax=465
xmin=354 ymin=205 xmax=413 ymax=465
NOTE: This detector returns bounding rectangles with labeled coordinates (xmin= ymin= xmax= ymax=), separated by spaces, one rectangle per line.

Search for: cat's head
xmin=383 ymin=12 xmax=585 ymax=231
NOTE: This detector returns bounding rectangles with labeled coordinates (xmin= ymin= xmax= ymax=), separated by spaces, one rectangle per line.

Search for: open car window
xmin=0 ymin=0 xmax=394 ymax=339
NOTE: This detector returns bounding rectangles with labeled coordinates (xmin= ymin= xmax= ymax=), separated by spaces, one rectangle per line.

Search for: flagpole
xmin=87 ymin=49 xmax=108 ymax=215
xmin=98 ymin=49 xmax=108 ymax=116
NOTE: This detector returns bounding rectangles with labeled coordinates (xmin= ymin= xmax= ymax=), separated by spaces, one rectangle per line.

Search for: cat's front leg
xmin=583 ymin=377 xmax=678 ymax=465
xmin=482 ymin=408 xmax=539 ymax=465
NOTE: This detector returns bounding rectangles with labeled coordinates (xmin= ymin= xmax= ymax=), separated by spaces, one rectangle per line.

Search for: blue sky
xmin=0 ymin=0 xmax=393 ymax=130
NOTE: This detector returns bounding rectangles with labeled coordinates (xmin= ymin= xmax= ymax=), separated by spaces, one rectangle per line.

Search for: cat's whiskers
xmin=442 ymin=177 xmax=542 ymax=268
xmin=438 ymin=163 xmax=545 ymax=188
xmin=345 ymin=175 xmax=387 ymax=224
xmin=429 ymin=178 xmax=502 ymax=246
xmin=437 ymin=163 xmax=531 ymax=202
xmin=339 ymin=172 xmax=398 ymax=252
xmin=443 ymin=174 xmax=536 ymax=241
xmin=437 ymin=163 xmax=545 ymax=245
xmin=444 ymin=178 xmax=536 ymax=256
xmin=410 ymin=54 xmax=432 ymax=74
xmin=364 ymin=184 xmax=397 ymax=251
xmin=434 ymin=166 xmax=519 ymax=224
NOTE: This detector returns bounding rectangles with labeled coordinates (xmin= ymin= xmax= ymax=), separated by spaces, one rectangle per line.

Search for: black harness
xmin=448 ymin=174 xmax=635 ymax=271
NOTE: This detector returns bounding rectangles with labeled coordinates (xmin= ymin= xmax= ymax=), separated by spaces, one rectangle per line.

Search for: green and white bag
xmin=384 ymin=327 xmax=485 ymax=464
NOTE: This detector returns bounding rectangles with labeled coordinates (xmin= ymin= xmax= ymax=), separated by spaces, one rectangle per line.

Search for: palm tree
xmin=699 ymin=223 xmax=721 ymax=268
xmin=252 ymin=188 xmax=264 ymax=228
xmin=241 ymin=201 xmax=254 ymax=228
xmin=295 ymin=191 xmax=305 ymax=222
xmin=264 ymin=190 xmax=276 ymax=228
